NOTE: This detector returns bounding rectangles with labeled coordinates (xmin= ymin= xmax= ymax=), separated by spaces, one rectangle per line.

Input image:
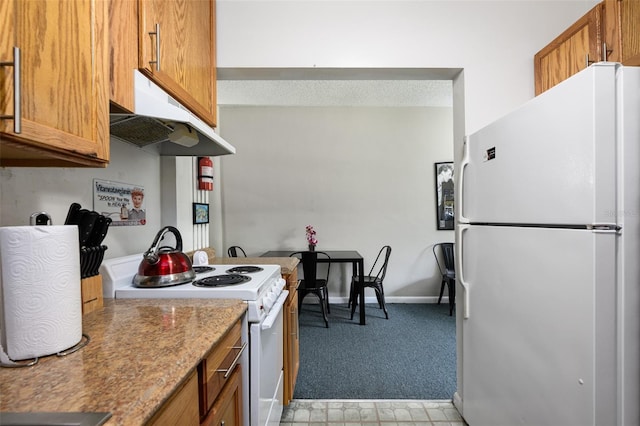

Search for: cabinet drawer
xmin=198 ymin=321 xmax=245 ymax=418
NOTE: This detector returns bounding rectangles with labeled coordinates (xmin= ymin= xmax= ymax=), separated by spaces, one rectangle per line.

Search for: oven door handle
xmin=261 ymin=290 xmax=288 ymax=330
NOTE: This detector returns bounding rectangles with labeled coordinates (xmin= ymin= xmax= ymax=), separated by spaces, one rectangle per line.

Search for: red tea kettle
xmin=133 ymin=226 xmax=195 ymax=287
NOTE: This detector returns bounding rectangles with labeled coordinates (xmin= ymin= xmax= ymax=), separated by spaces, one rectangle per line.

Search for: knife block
xmin=81 ymin=274 xmax=103 ymax=314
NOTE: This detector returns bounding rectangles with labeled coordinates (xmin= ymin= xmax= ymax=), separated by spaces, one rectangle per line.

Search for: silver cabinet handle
xmin=0 ymin=46 xmax=21 ymax=134
xmin=585 ymin=53 xmax=595 ymax=68
xmin=149 ymin=23 xmax=160 ymax=71
xmin=602 ymin=42 xmax=612 ymax=62
xmin=216 ymin=342 xmax=247 ymax=379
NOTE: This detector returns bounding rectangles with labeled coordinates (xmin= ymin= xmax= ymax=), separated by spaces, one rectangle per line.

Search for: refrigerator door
xmin=459 ymin=63 xmax=619 ymax=226
xmin=459 ymin=225 xmax=617 ymax=426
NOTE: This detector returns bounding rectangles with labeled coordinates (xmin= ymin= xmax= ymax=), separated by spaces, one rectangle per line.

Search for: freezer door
xmin=459 ymin=225 xmax=617 ymax=426
xmin=459 ymin=63 xmax=620 ymax=225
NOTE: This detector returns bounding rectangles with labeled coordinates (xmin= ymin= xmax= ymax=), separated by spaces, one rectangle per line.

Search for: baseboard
xmin=318 ymin=296 xmax=449 ymax=305
xmin=453 ymin=391 xmax=463 ymax=413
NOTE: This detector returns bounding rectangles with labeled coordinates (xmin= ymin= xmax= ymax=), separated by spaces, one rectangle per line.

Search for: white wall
xmin=216 ymin=0 xmax=598 ymax=134
xmin=219 ymin=105 xmax=453 ymax=299
xmin=0 ymin=0 xmax=598 ymax=269
xmin=214 ymin=0 xmax=598 ymax=299
xmin=0 ymin=139 xmax=162 ymax=258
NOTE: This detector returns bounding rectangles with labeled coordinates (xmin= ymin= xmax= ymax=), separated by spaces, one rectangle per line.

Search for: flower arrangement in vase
xmin=305 ymin=225 xmax=318 ymax=251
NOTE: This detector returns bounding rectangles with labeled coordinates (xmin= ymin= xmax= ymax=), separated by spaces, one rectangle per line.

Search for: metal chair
xmin=290 ymin=251 xmax=331 ymax=327
xmin=433 ymin=242 xmax=455 ymax=316
xmin=227 ymin=246 xmax=247 ymax=257
xmin=349 ymin=245 xmax=391 ymax=320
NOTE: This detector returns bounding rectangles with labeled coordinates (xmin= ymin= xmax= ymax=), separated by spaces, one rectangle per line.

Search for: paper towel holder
xmin=0 ymin=333 xmax=90 ymax=368
xmin=29 ymin=211 xmax=52 ymax=226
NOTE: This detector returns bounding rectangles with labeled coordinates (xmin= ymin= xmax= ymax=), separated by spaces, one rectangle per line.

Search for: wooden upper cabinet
xmin=604 ymin=0 xmax=640 ymax=66
xmin=0 ymin=0 xmax=109 ymax=167
xmin=535 ymin=0 xmax=640 ymax=96
xmin=534 ymin=3 xmax=604 ymax=95
xmin=138 ymin=0 xmax=217 ymax=127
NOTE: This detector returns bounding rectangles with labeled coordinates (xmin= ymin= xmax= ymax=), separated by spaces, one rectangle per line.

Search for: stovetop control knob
xmin=264 ymin=292 xmax=276 ymax=310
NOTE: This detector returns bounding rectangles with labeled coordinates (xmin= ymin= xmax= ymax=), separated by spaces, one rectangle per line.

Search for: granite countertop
xmin=0 ymin=298 xmax=247 ymax=425
xmin=210 ymin=257 xmax=299 ymax=275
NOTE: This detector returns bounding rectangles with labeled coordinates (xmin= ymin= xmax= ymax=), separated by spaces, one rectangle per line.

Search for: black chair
xmin=290 ymin=251 xmax=331 ymax=328
xmin=349 ymin=245 xmax=391 ymax=320
xmin=433 ymin=242 xmax=455 ymax=316
xmin=227 ymin=246 xmax=247 ymax=257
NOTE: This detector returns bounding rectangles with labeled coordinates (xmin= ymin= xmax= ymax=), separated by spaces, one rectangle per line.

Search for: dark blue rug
xmin=293 ymin=303 xmax=456 ymax=399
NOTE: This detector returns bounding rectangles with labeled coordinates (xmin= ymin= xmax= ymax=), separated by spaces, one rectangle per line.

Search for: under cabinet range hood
xmin=109 ymin=71 xmax=235 ymax=156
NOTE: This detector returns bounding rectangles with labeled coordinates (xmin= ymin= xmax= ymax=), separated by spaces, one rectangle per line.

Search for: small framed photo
xmin=193 ymin=203 xmax=209 ymax=224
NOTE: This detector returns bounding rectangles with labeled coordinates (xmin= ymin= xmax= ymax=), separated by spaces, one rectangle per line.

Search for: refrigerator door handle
xmin=457 ymin=136 xmax=470 ymax=224
xmin=456 ymin=223 xmax=470 ymax=319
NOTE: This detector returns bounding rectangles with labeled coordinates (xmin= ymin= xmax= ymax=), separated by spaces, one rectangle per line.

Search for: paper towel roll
xmin=0 ymin=225 xmax=82 ymax=361
xmin=192 ymin=250 xmax=209 ymax=266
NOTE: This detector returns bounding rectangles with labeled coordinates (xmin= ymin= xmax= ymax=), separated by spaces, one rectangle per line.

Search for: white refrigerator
xmin=455 ymin=62 xmax=639 ymax=426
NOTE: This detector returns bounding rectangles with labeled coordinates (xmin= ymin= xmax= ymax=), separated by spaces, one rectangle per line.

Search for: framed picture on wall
xmin=435 ymin=162 xmax=454 ymax=230
xmin=193 ymin=203 xmax=209 ymax=225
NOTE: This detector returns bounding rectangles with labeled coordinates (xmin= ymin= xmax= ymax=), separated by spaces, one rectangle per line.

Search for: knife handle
xmin=64 ymin=203 xmax=82 ymax=225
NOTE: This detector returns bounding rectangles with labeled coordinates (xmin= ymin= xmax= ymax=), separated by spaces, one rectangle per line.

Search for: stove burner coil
xmin=193 ymin=266 xmax=215 ymax=274
xmin=226 ymin=266 xmax=264 ymax=274
xmin=193 ymin=274 xmax=251 ymax=287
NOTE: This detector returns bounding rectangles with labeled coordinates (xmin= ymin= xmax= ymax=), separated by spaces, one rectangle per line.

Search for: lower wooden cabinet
xmin=283 ymin=267 xmax=300 ymax=405
xmin=148 ymin=317 xmax=245 ymax=426
xmin=201 ymin=365 xmax=242 ymax=426
xmin=147 ymin=371 xmax=199 ymax=426
xmin=198 ymin=319 xmax=244 ymax=422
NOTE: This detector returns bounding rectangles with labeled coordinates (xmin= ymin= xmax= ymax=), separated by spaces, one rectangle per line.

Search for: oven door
xmin=250 ymin=290 xmax=288 ymax=426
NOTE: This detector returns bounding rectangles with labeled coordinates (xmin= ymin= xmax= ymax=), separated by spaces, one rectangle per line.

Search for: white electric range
xmin=100 ymin=253 xmax=287 ymax=426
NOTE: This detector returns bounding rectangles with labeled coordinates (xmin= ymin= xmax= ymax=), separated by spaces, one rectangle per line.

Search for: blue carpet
xmin=293 ymin=303 xmax=457 ymax=400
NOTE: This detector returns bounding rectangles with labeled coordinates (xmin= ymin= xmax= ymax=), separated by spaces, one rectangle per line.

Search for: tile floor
xmin=280 ymin=399 xmax=468 ymax=426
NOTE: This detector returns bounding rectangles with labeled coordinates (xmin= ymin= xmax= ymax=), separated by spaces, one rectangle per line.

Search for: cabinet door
xmin=147 ymin=371 xmax=200 ymax=426
xmin=138 ymin=0 xmax=217 ymax=126
xmin=534 ymin=3 xmax=604 ymax=95
xmin=0 ymin=0 xmax=109 ymax=167
xmin=201 ymin=365 xmax=243 ymax=426
xmin=604 ymin=0 xmax=640 ymax=66
xmin=283 ymin=269 xmax=300 ymax=405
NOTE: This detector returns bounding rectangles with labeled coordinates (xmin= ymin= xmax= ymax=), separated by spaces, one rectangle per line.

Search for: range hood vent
xmin=109 ymin=71 xmax=236 ymax=157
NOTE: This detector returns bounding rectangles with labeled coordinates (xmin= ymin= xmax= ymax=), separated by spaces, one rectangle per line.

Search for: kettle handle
xmin=143 ymin=226 xmax=183 ymax=263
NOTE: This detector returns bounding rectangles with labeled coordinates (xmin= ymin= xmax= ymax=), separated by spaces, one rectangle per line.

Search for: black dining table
xmin=260 ymin=250 xmax=368 ymax=325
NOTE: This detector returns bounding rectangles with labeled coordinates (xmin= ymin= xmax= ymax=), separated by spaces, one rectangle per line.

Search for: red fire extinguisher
xmin=198 ymin=156 xmax=214 ymax=191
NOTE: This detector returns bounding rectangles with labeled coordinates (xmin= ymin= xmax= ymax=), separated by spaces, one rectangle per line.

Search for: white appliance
xmin=101 ymin=255 xmax=287 ymax=426
xmin=110 ymin=70 xmax=236 ymax=157
xmin=456 ymin=63 xmax=639 ymax=426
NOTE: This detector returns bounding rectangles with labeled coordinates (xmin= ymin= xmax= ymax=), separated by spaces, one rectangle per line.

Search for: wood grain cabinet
xmin=534 ymin=0 xmax=640 ymax=95
xmin=534 ymin=2 xmax=604 ymax=95
xmin=283 ymin=268 xmax=300 ymax=405
xmin=147 ymin=371 xmax=200 ymax=426
xmin=0 ymin=0 xmax=110 ymax=167
xmin=198 ymin=319 xmax=244 ymax=425
xmin=201 ymin=366 xmax=242 ymax=426
xmin=110 ymin=0 xmax=218 ymax=127
xmin=603 ymin=0 xmax=640 ymax=65
xmin=148 ymin=317 xmax=245 ymax=426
